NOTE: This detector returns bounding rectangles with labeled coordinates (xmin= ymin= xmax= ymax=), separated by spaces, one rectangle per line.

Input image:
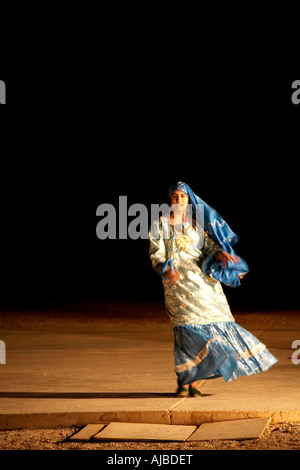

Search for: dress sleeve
xmin=202 ymin=232 xmax=222 ymax=258
xmin=149 ymin=218 xmax=174 ymax=277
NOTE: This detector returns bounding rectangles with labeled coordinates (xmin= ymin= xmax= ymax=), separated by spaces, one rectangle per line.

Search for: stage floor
xmin=0 ymin=301 xmax=299 ymax=429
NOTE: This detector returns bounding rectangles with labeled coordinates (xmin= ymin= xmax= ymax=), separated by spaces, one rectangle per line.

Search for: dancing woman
xmin=149 ymin=181 xmax=277 ymax=397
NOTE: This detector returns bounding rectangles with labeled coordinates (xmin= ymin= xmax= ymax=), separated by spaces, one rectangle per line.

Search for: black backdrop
xmin=0 ymin=75 xmax=299 ymax=312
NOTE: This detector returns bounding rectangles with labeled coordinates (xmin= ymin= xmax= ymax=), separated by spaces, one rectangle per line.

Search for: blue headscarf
xmin=169 ymin=181 xmax=249 ymax=287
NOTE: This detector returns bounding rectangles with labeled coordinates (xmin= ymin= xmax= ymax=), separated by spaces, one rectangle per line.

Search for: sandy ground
xmin=0 ymin=423 xmax=300 ymax=450
xmin=1 ymin=301 xmax=299 ymax=329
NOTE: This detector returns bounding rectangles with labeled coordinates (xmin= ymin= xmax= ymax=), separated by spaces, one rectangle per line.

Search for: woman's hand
xmin=164 ymin=266 xmax=180 ymax=286
xmin=215 ymin=251 xmax=241 ymax=267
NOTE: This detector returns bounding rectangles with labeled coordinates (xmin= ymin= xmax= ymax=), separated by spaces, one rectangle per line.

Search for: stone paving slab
xmin=187 ymin=417 xmax=271 ymax=441
xmin=93 ymin=422 xmax=197 ymax=442
xmin=69 ymin=423 xmax=106 ymax=441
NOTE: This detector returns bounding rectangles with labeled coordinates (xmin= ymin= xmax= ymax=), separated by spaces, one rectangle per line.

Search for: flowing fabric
xmin=169 ymin=181 xmax=249 ymax=287
xmin=174 ymin=322 xmax=278 ymax=384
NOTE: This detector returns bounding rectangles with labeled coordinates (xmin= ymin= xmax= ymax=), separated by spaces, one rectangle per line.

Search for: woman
xmin=149 ymin=181 xmax=277 ymax=397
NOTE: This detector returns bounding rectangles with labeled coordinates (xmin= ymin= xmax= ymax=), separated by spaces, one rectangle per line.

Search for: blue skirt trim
xmin=174 ymin=322 xmax=278 ymax=385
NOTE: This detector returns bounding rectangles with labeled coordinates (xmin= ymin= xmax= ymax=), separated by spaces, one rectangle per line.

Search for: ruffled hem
xmin=174 ymin=321 xmax=278 ymax=385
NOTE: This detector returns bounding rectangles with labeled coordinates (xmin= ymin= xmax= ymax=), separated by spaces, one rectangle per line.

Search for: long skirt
xmin=174 ymin=321 xmax=278 ymax=385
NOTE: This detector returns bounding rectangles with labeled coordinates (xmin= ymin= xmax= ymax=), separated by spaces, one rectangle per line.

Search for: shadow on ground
xmin=0 ymin=392 xmax=214 ymax=399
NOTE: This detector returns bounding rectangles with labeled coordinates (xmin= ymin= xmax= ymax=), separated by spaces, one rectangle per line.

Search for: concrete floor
xmin=0 ymin=301 xmax=299 ymax=429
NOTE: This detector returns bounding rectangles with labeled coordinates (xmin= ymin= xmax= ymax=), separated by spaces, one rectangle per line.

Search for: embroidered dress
xmin=149 ymin=214 xmax=278 ymax=385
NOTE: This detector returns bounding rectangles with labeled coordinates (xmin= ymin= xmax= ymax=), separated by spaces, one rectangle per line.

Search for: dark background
xmin=0 ymin=71 xmax=299 ymax=312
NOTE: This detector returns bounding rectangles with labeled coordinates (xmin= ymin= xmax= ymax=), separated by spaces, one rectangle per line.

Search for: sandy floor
xmin=0 ymin=423 xmax=300 ymax=450
xmin=1 ymin=302 xmax=299 ymax=329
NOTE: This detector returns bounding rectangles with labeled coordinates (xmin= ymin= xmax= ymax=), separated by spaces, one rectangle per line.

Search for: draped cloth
xmin=169 ymin=181 xmax=249 ymax=287
xmin=174 ymin=322 xmax=278 ymax=384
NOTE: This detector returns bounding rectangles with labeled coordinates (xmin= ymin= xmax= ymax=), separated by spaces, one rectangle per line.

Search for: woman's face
xmin=170 ymin=190 xmax=189 ymax=213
